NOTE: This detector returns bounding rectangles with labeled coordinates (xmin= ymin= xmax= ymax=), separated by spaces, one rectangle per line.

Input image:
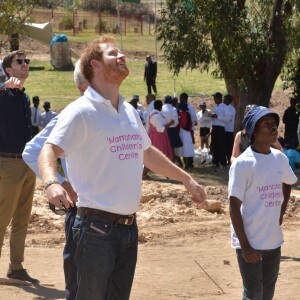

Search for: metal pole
xmin=116 ymin=0 xmax=123 ymax=51
xmin=51 ymin=7 xmax=54 ymax=37
xmin=154 ymin=0 xmax=158 ymax=62
xmin=173 ymin=79 xmax=176 ymax=97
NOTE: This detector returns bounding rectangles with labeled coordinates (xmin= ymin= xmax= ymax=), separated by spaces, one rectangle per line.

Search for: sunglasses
xmin=49 ymin=202 xmax=67 ymax=216
xmin=13 ymin=58 xmax=30 ymax=65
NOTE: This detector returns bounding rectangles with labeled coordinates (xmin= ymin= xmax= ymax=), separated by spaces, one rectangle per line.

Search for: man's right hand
xmin=3 ymin=77 xmax=22 ymax=89
xmin=242 ymin=245 xmax=262 ymax=263
xmin=45 ymin=183 xmax=75 ymax=209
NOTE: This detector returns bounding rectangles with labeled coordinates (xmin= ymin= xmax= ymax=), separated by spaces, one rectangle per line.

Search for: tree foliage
xmin=0 ymin=0 xmax=42 ymax=50
xmin=157 ymin=0 xmax=300 ymax=127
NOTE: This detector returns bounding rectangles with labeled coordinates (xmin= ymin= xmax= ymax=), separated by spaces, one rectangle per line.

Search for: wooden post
xmin=73 ymin=9 xmax=75 ymax=36
xmin=124 ymin=16 xmax=127 ymax=36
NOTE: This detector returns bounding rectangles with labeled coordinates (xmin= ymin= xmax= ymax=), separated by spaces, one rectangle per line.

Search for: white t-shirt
xmin=46 ymin=86 xmax=151 ymax=215
xmin=228 ymin=146 xmax=297 ymax=250
xmin=224 ymin=104 xmax=236 ymax=132
xmin=212 ymin=103 xmax=230 ymax=127
xmin=39 ymin=110 xmax=58 ymax=129
xmin=196 ymin=109 xmax=212 ymax=128
xmin=161 ymin=103 xmax=179 ymax=127
xmin=188 ymin=103 xmax=197 ymax=130
xmin=149 ymin=109 xmax=167 ymax=133
xmin=145 ymin=100 xmax=155 ymax=133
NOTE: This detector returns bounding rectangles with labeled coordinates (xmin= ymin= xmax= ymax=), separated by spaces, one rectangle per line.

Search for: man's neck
xmin=90 ymin=81 xmax=120 ymax=110
xmin=251 ymin=142 xmax=271 ymax=154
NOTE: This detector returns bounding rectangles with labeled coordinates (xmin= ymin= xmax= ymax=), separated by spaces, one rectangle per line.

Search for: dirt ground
xmin=0 ymin=171 xmax=299 ymax=300
xmin=0 ymin=39 xmax=300 ymax=299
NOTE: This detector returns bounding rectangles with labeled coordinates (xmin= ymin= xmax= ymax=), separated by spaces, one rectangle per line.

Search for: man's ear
xmin=90 ymin=59 xmax=102 ymax=70
xmin=5 ymin=67 xmax=12 ymax=78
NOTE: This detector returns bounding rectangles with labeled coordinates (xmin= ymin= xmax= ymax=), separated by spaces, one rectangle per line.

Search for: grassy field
xmin=27 ymin=59 xmax=283 ymax=111
xmin=26 ymin=59 xmax=228 ymax=111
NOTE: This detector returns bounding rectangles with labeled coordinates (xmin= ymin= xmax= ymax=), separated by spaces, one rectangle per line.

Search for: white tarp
xmin=24 ymin=21 xmax=53 ymax=45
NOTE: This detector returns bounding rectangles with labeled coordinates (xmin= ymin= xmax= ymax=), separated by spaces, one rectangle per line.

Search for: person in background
xmin=23 ymin=59 xmax=88 ymax=299
xmin=129 ymin=94 xmax=145 ymax=124
xmin=143 ymin=93 xmax=156 ymax=133
xmin=196 ymin=101 xmax=212 ymax=150
xmin=39 ymin=101 xmax=57 ymax=129
xmin=142 ymin=93 xmax=156 ymax=178
xmin=177 ymin=102 xmax=195 ymax=170
xmin=210 ymin=92 xmax=230 ymax=169
xmin=38 ymin=36 xmax=206 ymax=299
xmin=149 ymin=99 xmax=174 ymax=161
xmin=162 ymin=95 xmax=183 ymax=167
xmin=144 ymin=55 xmax=157 ymax=95
xmin=0 ymin=50 xmax=38 ymax=283
xmin=172 ymin=96 xmax=179 ymax=108
xmin=179 ymin=93 xmax=197 ymax=168
xmin=229 ymin=106 xmax=297 ymax=300
xmin=278 ymin=138 xmax=300 ymax=174
xmin=31 ymin=96 xmax=41 ymax=137
xmin=224 ymin=94 xmax=236 ymax=165
xmin=297 ymin=116 xmax=300 ymax=146
xmin=0 ymin=58 xmax=8 ymax=88
xmin=283 ymin=97 xmax=299 ymax=145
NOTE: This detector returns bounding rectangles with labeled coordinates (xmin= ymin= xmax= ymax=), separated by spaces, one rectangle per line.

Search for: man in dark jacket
xmin=0 ymin=50 xmax=38 ymax=283
xmin=283 ymin=97 xmax=299 ymax=144
xmin=144 ymin=55 xmax=157 ymax=95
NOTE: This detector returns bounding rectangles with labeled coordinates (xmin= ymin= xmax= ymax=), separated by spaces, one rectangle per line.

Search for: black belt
xmin=0 ymin=152 xmax=23 ymax=159
xmin=78 ymin=207 xmax=136 ymax=226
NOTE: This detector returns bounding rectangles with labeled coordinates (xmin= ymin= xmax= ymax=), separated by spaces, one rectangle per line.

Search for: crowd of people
xmin=129 ymin=92 xmax=198 ymax=174
xmin=0 ymin=36 xmax=299 ymax=300
xmin=129 ymin=90 xmax=237 ymax=174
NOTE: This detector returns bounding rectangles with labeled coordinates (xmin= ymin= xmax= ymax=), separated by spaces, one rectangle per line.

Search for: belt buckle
xmin=122 ymin=214 xmax=134 ymax=225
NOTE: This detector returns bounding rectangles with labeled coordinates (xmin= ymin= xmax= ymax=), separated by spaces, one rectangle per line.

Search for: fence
xmin=31 ymin=9 xmax=155 ymax=36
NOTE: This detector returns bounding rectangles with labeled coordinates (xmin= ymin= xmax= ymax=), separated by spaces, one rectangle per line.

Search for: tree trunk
xmin=225 ymin=73 xmax=280 ymax=132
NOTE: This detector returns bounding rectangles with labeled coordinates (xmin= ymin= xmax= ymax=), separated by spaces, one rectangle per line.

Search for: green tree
xmin=157 ymin=0 xmax=300 ymax=128
xmin=281 ymin=13 xmax=300 ymax=103
xmin=0 ymin=0 xmax=42 ymax=50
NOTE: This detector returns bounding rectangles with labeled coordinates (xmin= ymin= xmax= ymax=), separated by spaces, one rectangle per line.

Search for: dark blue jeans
xmin=236 ymin=247 xmax=281 ymax=300
xmin=73 ymin=214 xmax=138 ymax=300
xmin=64 ymin=206 xmax=78 ymax=300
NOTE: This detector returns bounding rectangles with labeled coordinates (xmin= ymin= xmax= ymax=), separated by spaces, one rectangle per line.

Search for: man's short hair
xmin=179 ymin=93 xmax=189 ymax=103
xmin=2 ymin=50 xmax=26 ymax=78
xmin=164 ymin=95 xmax=173 ymax=104
xmin=132 ymin=94 xmax=139 ymax=101
xmin=224 ymin=94 xmax=233 ymax=102
xmin=43 ymin=101 xmax=51 ymax=107
xmin=212 ymin=92 xmax=222 ymax=100
xmin=154 ymin=100 xmax=163 ymax=110
xmin=32 ymin=96 xmax=39 ymax=103
xmin=80 ymin=36 xmax=115 ymax=82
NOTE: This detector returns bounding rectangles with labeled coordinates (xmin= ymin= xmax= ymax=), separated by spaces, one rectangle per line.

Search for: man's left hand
xmin=183 ymin=177 xmax=206 ymax=206
xmin=61 ymin=180 xmax=78 ymax=204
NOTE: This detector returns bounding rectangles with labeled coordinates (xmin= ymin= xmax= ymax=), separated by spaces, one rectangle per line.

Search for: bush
xmin=61 ymin=14 xmax=73 ymax=30
xmin=98 ymin=20 xmax=107 ymax=33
